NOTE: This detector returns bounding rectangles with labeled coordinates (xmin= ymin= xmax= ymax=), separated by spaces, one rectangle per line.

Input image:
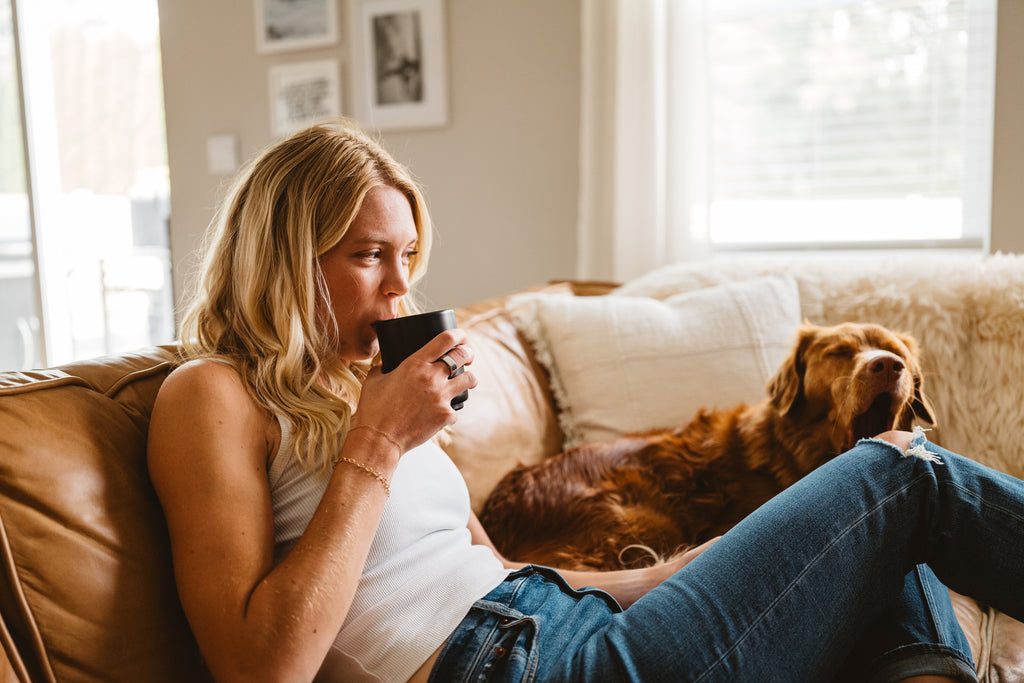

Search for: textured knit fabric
xmin=268 ymin=417 xmax=509 ymax=681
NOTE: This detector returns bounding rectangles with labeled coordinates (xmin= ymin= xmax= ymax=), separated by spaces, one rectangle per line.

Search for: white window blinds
xmin=703 ymin=0 xmax=996 ymax=249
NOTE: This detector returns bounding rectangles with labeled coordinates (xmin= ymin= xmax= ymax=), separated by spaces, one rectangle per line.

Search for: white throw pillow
xmin=507 ymin=275 xmax=803 ymax=449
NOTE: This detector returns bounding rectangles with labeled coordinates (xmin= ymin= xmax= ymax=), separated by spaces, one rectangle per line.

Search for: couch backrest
xmin=0 ymin=347 xmax=208 ymax=682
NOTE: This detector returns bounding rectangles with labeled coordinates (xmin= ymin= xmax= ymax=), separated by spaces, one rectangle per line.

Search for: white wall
xmin=157 ymin=0 xmax=582 ymax=312
xmin=990 ymin=0 xmax=1024 ymax=254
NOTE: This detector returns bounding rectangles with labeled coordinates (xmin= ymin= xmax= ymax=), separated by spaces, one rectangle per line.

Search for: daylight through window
xmin=702 ymin=0 xmax=996 ymax=249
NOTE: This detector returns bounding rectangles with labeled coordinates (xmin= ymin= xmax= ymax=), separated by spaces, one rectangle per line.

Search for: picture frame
xmin=349 ymin=0 xmax=449 ymax=131
xmin=268 ymin=60 xmax=342 ymax=137
xmin=255 ymin=0 xmax=339 ymax=55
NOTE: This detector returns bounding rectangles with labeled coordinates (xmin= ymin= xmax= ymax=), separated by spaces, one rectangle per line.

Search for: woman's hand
xmin=606 ymin=537 xmax=721 ymax=607
xmin=354 ymin=327 xmax=478 ymax=454
xmin=659 ymin=537 xmax=721 ymax=575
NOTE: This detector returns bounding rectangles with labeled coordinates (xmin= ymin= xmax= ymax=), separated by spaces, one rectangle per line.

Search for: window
xmin=702 ymin=0 xmax=996 ymax=250
xmin=1 ymin=0 xmax=172 ymax=370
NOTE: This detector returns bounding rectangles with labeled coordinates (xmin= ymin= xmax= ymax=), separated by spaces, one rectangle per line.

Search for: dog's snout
xmin=865 ymin=351 xmax=906 ymax=387
xmin=868 ymin=354 xmax=904 ymax=375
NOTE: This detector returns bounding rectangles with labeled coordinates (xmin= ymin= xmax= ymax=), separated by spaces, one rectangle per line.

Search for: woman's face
xmin=317 ymin=185 xmax=419 ymax=364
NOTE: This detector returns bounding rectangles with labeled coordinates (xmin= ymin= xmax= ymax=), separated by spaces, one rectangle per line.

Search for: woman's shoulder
xmin=158 ymin=358 xmax=271 ymax=426
xmin=162 ymin=357 xmax=246 ymax=400
xmin=166 ymin=356 xmax=241 ymax=384
xmin=152 ymin=358 xmax=280 ymax=465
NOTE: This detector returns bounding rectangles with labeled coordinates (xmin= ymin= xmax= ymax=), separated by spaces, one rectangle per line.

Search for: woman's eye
xmin=403 ymin=250 xmax=419 ymax=263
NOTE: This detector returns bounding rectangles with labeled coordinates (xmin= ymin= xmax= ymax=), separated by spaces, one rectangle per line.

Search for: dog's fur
xmin=479 ymin=322 xmax=935 ymax=571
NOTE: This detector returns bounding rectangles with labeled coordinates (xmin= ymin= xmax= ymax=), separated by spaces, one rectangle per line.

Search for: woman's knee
xmin=872 ymin=430 xmax=917 ymax=452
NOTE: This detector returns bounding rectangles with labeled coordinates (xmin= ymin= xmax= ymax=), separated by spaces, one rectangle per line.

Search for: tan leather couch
xmin=0 ymin=278 xmax=1021 ymax=682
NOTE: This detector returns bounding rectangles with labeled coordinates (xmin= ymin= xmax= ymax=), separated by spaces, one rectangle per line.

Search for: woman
xmin=148 ymin=120 xmax=1024 ymax=683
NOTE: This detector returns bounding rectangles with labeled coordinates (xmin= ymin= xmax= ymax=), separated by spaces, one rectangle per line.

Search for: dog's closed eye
xmin=823 ymin=343 xmax=855 ymax=358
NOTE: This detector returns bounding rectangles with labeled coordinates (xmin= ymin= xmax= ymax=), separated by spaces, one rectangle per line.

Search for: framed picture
xmin=269 ymin=60 xmax=342 ymax=137
xmin=255 ymin=0 xmax=339 ymax=54
xmin=349 ymin=0 xmax=449 ymax=131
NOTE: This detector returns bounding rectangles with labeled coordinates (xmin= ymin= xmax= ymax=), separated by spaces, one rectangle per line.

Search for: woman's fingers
xmin=410 ymin=329 xmax=471 ymax=368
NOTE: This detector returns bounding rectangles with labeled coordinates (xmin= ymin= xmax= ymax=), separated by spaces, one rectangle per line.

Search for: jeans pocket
xmin=435 ymin=604 xmax=540 ymax=683
xmin=490 ymin=615 xmax=539 ymax=682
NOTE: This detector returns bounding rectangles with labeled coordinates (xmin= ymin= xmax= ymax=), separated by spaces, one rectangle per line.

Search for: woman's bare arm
xmin=148 ymin=331 xmax=475 ymax=682
xmin=148 ymin=360 xmax=398 ymax=683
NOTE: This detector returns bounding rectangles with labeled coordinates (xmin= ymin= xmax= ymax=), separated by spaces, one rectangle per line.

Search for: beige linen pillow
xmin=507 ymin=275 xmax=803 ymax=449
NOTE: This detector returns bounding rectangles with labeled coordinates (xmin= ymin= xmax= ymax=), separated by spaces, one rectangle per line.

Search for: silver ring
xmin=438 ymin=354 xmax=459 ymax=379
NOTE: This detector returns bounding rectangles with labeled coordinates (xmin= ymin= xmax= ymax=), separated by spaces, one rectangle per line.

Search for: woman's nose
xmin=384 ymin=261 xmax=410 ymax=297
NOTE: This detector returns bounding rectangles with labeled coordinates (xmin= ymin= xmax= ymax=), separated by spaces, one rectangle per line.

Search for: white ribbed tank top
xmin=268 ymin=417 xmax=509 ymax=682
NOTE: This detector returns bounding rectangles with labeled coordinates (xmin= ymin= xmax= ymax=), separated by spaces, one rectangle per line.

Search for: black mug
xmin=374 ymin=309 xmax=469 ymax=410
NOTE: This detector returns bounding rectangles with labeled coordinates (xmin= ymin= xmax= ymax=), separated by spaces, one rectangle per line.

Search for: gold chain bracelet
xmin=337 ymin=425 xmax=402 ymax=497
xmin=335 ymin=457 xmax=391 ymax=497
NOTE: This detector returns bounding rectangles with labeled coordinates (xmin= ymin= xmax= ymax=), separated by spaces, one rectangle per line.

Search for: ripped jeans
xmin=430 ymin=436 xmax=1024 ymax=682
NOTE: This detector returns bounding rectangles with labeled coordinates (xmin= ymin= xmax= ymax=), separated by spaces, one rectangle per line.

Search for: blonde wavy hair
xmin=179 ymin=120 xmax=432 ymax=476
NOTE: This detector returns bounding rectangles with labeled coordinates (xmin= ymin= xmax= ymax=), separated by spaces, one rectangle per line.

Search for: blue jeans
xmin=430 ymin=436 xmax=1024 ymax=681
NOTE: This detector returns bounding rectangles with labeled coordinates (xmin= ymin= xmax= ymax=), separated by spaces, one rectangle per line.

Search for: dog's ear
xmin=767 ymin=323 xmax=816 ymax=415
xmin=896 ymin=331 xmax=936 ymax=427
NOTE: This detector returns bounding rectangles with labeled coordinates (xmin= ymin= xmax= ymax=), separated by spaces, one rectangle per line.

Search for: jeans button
xmin=494 ymin=646 xmax=507 ymax=658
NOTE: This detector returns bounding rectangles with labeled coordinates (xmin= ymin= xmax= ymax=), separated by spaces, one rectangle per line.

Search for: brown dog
xmin=479 ymin=322 xmax=935 ymax=571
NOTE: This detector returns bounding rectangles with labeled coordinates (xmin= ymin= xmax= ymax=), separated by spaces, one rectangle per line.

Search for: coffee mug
xmin=374 ymin=309 xmax=469 ymax=410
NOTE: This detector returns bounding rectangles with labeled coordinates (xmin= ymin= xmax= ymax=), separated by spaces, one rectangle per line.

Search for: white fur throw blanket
xmin=615 ymin=253 xmax=1024 ymax=479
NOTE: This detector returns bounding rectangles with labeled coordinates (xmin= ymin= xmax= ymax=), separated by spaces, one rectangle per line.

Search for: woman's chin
xmin=339 ymin=341 xmax=379 ymax=366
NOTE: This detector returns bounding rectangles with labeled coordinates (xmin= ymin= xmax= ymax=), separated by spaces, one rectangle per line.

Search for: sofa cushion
xmin=441 ymin=284 xmax=573 ymax=511
xmin=507 ymin=275 xmax=803 ymax=449
xmin=0 ymin=347 xmax=208 ymax=682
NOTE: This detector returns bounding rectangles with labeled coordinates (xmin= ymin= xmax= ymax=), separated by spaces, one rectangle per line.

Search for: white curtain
xmin=576 ymin=0 xmax=710 ymax=283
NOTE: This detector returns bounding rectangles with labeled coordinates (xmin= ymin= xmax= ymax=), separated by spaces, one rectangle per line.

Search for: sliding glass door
xmin=1 ymin=0 xmax=172 ymax=370
xmin=0 ymin=0 xmax=40 ymax=369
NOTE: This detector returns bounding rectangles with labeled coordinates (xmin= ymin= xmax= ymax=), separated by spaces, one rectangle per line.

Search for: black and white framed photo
xmin=349 ymin=0 xmax=448 ymax=131
xmin=269 ymin=60 xmax=342 ymax=137
xmin=255 ymin=0 xmax=339 ymax=54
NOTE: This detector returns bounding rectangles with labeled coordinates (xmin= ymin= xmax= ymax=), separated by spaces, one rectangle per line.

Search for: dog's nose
xmin=868 ymin=353 xmax=904 ymax=378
